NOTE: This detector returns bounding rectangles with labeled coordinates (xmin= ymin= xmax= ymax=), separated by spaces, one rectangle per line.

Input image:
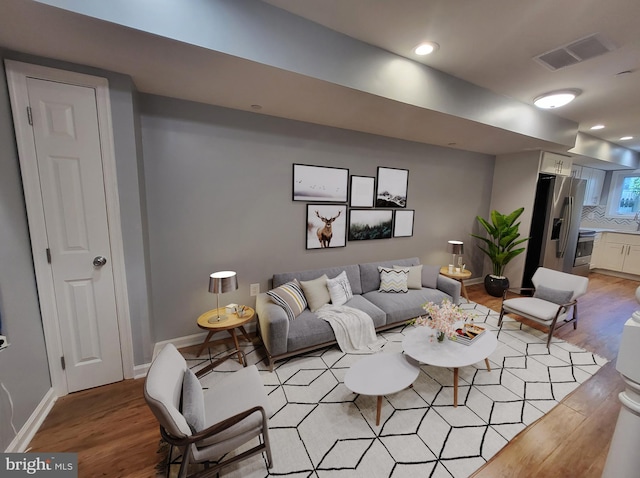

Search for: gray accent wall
xmin=139 ymin=94 xmax=495 ymax=342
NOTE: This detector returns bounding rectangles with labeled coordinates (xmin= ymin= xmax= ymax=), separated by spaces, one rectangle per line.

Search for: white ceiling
xmin=1 ymin=0 xmax=639 ymax=162
xmin=263 ymin=0 xmax=640 ymax=154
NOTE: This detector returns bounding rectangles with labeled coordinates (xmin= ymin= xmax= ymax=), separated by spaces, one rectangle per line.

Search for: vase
xmin=484 ymin=274 xmax=509 ymax=297
xmin=437 ymin=331 xmax=445 ymax=342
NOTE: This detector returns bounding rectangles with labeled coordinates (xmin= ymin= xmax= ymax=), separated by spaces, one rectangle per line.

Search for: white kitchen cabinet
xmin=580 ymin=166 xmax=606 ymax=206
xmin=599 ymin=233 xmax=640 ymax=275
xmin=540 ymin=152 xmax=573 ymax=176
xmin=571 ymin=164 xmax=582 ymax=179
xmin=590 ymin=232 xmax=602 ymax=269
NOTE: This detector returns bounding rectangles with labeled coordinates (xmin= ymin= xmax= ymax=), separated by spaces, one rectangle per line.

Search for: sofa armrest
xmin=436 ymin=275 xmax=461 ymax=305
xmin=255 ymin=293 xmax=290 ymax=357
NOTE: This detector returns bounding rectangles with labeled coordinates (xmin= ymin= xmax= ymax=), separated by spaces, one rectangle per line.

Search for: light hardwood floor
xmin=27 ymin=272 xmax=638 ymax=477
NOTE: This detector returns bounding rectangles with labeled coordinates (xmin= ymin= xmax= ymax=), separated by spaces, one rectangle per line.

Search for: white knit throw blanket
xmin=315 ymin=304 xmax=378 ymax=353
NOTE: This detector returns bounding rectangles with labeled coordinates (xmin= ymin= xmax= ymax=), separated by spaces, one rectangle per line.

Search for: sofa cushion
xmin=285 ymin=295 xmax=386 ymax=353
xmin=394 ymin=264 xmax=422 ymax=289
xmin=326 ymin=271 xmax=353 ymax=306
xmin=364 ymin=288 xmax=451 ymax=325
xmin=274 ymin=264 xmax=363 ymax=295
xmin=379 ymin=267 xmax=409 ymax=293
xmin=360 ymin=258 xmax=420 ymax=293
xmin=266 ymin=280 xmax=307 ymax=321
xmin=300 ymin=275 xmax=331 ymax=312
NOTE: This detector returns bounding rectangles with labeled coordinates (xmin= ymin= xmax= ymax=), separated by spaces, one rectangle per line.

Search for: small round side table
xmin=439 ymin=266 xmax=472 ymax=303
xmin=196 ymin=306 xmax=255 ymax=365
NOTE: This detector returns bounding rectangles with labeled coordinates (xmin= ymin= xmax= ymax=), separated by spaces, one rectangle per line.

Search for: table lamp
xmin=208 ymin=271 xmax=238 ymax=323
xmin=448 ymin=240 xmax=464 ymax=269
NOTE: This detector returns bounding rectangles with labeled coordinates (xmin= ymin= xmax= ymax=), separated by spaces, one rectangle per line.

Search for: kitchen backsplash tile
xmin=581 ymin=205 xmax=640 ymax=232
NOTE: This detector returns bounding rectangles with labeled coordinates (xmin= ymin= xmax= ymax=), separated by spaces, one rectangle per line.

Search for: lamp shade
xmin=448 ymin=240 xmax=464 ymax=255
xmin=209 ymin=271 xmax=238 ymax=294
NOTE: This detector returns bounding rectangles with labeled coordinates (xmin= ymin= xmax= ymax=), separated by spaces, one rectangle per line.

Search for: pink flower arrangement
xmin=412 ymin=299 xmax=475 ymax=341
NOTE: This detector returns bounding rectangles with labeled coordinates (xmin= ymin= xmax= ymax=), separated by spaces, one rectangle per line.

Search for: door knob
xmin=93 ymin=256 xmax=107 ymax=267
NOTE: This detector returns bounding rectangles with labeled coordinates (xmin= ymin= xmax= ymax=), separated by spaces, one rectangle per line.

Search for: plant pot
xmin=484 ymin=274 xmax=509 ymax=297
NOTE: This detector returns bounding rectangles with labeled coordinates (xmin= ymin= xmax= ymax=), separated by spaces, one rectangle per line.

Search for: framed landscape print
xmin=306 ymin=204 xmax=347 ymax=249
xmin=376 ymin=167 xmax=408 ymax=208
xmin=293 ymin=164 xmax=349 ymax=202
xmin=349 ymin=175 xmax=375 ymax=208
xmin=394 ymin=209 xmax=415 ymax=237
xmin=348 ymin=209 xmax=393 ymax=241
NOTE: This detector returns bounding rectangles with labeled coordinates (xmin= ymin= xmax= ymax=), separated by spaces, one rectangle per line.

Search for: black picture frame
xmin=306 ymin=204 xmax=347 ymax=249
xmin=394 ymin=210 xmax=415 ymax=237
xmin=348 ymin=209 xmax=393 ymax=241
xmin=349 ymin=175 xmax=375 ymax=208
xmin=293 ymin=164 xmax=349 ymax=202
xmin=376 ymin=167 xmax=408 ymax=208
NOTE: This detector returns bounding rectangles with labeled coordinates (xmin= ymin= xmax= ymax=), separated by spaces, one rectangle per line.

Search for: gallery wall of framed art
xmin=294 ymin=163 xmax=415 ymax=249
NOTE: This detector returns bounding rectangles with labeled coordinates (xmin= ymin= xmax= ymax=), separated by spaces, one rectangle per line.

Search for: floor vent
xmin=534 ymin=33 xmax=615 ymax=71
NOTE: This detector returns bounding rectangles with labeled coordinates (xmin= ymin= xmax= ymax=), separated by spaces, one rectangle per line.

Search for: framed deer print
xmin=393 ymin=209 xmax=415 ymax=237
xmin=306 ymin=204 xmax=347 ymax=249
xmin=376 ymin=167 xmax=408 ymax=208
xmin=293 ymin=164 xmax=349 ymax=202
xmin=348 ymin=209 xmax=393 ymax=241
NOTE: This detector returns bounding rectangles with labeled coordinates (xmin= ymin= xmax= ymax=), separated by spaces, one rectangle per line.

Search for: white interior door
xmin=6 ymin=60 xmax=134 ymax=396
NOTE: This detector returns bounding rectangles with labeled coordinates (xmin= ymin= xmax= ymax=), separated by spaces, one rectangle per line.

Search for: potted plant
xmin=471 ymin=207 xmax=529 ymax=297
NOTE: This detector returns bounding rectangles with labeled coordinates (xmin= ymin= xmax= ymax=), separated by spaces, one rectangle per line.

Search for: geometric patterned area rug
xmin=179 ymin=302 xmax=607 ymax=478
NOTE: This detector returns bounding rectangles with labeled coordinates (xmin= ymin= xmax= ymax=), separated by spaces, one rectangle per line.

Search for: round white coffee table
xmin=402 ymin=325 xmax=498 ymax=407
xmin=344 ymin=352 xmax=420 ymax=426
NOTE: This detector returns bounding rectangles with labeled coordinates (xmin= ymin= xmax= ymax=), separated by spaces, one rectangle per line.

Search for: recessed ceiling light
xmin=533 ymin=89 xmax=581 ymax=109
xmin=414 ymin=42 xmax=439 ymax=56
xmin=620 ymin=136 xmax=633 ymax=141
xmin=590 ymin=124 xmax=605 ymax=130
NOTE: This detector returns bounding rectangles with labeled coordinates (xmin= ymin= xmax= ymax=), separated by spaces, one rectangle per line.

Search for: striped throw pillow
xmin=267 ymin=279 xmax=307 ymax=320
xmin=378 ymin=267 xmax=409 ymax=293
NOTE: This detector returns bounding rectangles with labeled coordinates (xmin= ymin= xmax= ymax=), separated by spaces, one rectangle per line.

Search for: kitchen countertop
xmin=581 ymin=227 xmax=640 ymax=235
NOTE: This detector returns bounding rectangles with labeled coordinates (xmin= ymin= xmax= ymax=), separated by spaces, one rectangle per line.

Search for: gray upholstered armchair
xmin=144 ymin=343 xmax=273 ymax=478
xmin=498 ymin=267 xmax=589 ymax=348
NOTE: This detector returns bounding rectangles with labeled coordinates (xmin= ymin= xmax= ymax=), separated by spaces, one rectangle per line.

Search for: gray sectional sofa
xmin=256 ymin=257 xmax=461 ymax=370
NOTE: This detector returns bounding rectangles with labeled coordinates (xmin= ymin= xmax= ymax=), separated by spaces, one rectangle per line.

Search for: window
xmin=607 ymin=170 xmax=640 ymax=218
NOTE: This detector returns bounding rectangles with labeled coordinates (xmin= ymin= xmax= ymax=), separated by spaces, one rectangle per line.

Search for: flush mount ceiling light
xmin=590 ymin=124 xmax=605 ymax=130
xmin=533 ymin=89 xmax=581 ymax=109
xmin=414 ymin=42 xmax=439 ymax=56
xmin=620 ymin=136 xmax=633 ymax=141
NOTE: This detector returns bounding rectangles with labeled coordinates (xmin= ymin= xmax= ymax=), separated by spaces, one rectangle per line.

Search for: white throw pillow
xmin=326 ymin=271 xmax=353 ymax=306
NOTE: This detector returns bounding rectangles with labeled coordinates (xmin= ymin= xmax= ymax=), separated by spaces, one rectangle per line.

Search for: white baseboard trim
xmin=466 ymin=277 xmax=484 ymax=286
xmin=152 ymin=331 xmax=208 ymax=360
xmin=6 ymin=387 xmax=57 ymax=452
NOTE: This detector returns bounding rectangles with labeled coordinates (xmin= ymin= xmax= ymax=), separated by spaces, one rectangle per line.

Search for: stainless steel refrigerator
xmin=522 ymin=173 xmax=587 ymax=288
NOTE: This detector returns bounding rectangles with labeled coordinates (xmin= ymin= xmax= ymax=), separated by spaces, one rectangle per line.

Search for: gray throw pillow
xmin=182 ymin=368 xmax=205 ymax=433
xmin=421 ymin=265 xmax=440 ymax=289
xmin=533 ymin=284 xmax=574 ymax=305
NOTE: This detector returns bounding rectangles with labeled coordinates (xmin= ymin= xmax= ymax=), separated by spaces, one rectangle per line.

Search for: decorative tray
xmin=450 ymin=323 xmax=486 ymax=346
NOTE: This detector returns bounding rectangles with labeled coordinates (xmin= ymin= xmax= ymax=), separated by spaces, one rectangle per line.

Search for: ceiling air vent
xmin=534 ymin=33 xmax=616 ymax=71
